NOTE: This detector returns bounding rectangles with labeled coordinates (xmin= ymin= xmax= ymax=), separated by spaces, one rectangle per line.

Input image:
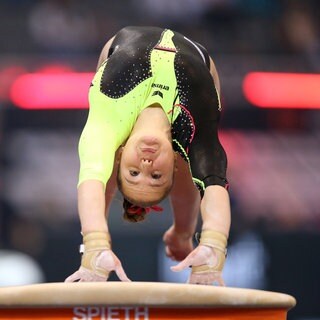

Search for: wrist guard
xmin=192 ymin=230 xmax=227 ymax=273
xmin=80 ymin=231 xmax=111 ymax=278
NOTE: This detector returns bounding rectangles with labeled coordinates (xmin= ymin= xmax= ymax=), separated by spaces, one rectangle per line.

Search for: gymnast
xmin=65 ymin=26 xmax=231 ymax=286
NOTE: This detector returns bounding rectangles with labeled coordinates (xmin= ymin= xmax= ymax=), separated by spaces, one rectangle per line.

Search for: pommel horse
xmin=0 ymin=282 xmax=296 ymax=319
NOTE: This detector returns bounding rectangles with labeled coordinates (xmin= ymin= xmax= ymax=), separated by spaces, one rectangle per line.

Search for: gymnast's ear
xmin=116 ymin=146 xmax=124 ymax=164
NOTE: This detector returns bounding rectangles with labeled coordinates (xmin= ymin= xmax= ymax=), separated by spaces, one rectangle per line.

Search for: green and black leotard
xmin=79 ymin=26 xmax=228 ymax=196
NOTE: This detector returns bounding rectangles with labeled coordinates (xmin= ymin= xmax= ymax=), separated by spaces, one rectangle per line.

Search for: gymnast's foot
xmin=163 ymin=226 xmax=194 ymax=261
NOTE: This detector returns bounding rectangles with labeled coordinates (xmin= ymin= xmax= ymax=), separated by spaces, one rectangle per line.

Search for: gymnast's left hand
xmin=170 ymin=245 xmax=225 ymax=286
xmin=163 ymin=226 xmax=194 ymax=261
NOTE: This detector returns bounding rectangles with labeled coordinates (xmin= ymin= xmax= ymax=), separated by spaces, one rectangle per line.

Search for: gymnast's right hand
xmin=65 ymin=231 xmax=131 ymax=282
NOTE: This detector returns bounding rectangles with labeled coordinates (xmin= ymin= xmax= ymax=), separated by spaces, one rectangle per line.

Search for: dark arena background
xmin=0 ymin=1 xmax=319 ymax=320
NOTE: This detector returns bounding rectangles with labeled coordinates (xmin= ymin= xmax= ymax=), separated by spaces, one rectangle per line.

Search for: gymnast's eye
xmin=151 ymin=173 xmax=162 ymax=179
xmin=129 ymin=170 xmax=139 ymax=177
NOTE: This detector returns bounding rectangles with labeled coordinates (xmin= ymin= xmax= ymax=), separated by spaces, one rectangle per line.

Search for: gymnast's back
xmin=93 ymin=26 xmax=228 ymax=194
xmin=99 ymin=26 xmax=210 ymax=69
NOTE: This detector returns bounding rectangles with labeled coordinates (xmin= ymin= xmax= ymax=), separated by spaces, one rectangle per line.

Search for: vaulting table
xmin=0 ymin=282 xmax=296 ymax=319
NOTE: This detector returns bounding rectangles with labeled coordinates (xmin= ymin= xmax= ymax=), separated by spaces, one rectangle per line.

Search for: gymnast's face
xmin=119 ymin=134 xmax=175 ymax=203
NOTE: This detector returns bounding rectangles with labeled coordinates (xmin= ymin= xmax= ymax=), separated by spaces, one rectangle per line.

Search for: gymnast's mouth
xmin=140 ymin=147 xmax=157 ymax=153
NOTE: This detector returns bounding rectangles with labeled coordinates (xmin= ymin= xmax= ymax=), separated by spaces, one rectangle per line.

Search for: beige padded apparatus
xmin=0 ymin=282 xmax=296 ymax=320
xmin=0 ymin=282 xmax=296 ymax=307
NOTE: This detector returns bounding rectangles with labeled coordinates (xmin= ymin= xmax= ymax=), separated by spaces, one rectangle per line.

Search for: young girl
xmin=65 ymin=26 xmax=231 ymax=286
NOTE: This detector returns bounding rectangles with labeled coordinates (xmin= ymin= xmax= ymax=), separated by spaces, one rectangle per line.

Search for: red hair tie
xmin=145 ymin=205 xmax=163 ymax=213
xmin=127 ymin=205 xmax=163 ymax=215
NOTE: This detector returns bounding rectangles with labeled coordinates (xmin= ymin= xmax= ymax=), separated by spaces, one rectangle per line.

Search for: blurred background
xmin=0 ymin=0 xmax=319 ymax=319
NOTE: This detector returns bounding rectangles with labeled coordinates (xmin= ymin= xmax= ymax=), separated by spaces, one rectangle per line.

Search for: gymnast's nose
xmin=141 ymin=158 xmax=153 ymax=168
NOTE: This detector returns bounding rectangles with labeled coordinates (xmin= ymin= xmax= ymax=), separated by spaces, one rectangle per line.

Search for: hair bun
xmin=123 ymin=199 xmax=147 ymax=222
xmin=127 ymin=205 xmax=147 ymax=215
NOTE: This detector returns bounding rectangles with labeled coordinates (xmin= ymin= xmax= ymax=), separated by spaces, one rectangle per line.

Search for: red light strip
xmin=10 ymin=72 xmax=94 ymax=109
xmin=10 ymin=71 xmax=320 ymax=110
xmin=243 ymin=72 xmax=320 ymax=109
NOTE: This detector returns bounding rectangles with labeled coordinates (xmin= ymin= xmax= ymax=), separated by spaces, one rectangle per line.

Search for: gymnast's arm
xmin=67 ymin=119 xmax=129 ymax=281
xmin=169 ymin=55 xmax=229 ymax=239
xmin=79 ymin=30 xmax=127 ymax=231
xmin=165 ymin=55 xmax=224 ymax=257
xmin=78 ymin=148 xmax=120 ymax=235
xmin=200 ymin=55 xmax=230 ymax=236
xmin=67 ymin=137 xmax=129 ymax=282
xmin=170 ymin=139 xmax=231 ymax=285
xmin=65 ymin=36 xmax=130 ymax=282
xmin=195 ymin=55 xmax=230 ymax=236
xmin=79 ymin=35 xmax=118 ymax=234
xmin=171 ymin=57 xmax=230 ymax=285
